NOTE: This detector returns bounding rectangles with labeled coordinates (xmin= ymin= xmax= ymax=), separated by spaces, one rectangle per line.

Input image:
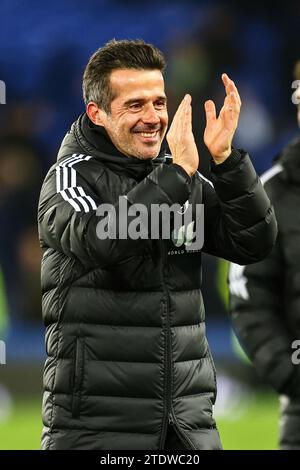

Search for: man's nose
xmin=142 ymin=104 xmax=160 ymax=124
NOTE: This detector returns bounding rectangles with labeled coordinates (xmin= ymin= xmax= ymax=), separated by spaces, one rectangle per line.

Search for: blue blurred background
xmin=0 ymin=0 xmax=299 ymax=449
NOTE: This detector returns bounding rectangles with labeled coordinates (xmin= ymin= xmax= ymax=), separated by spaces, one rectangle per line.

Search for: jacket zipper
xmin=159 ymin=240 xmax=196 ymax=450
xmin=159 ymin=239 xmax=172 ymax=449
xmin=168 ymin=411 xmax=197 ymax=450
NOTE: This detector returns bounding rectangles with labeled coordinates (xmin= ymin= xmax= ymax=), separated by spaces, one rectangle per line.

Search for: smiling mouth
xmin=134 ymin=130 xmax=160 ymax=140
xmin=139 ymin=131 xmax=158 ymax=138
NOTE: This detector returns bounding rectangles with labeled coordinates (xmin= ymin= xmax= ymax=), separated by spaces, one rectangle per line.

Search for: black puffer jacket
xmin=38 ymin=113 xmax=277 ymax=450
xmin=229 ymin=134 xmax=300 ymax=450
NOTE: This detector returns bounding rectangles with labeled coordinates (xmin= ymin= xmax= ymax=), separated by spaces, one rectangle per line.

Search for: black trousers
xmin=163 ymin=424 xmax=188 ymax=450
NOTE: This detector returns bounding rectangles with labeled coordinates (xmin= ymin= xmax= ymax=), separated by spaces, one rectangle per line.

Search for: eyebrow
xmin=124 ymin=96 xmax=167 ymax=106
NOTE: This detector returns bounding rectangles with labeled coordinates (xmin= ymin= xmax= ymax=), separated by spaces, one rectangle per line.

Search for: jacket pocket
xmin=206 ymin=345 xmax=217 ymax=404
xmin=71 ymin=337 xmax=85 ymax=418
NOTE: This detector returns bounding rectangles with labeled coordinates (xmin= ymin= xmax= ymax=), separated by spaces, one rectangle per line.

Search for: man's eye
xmin=155 ymin=101 xmax=166 ymax=109
xmin=130 ymin=103 xmax=142 ymax=110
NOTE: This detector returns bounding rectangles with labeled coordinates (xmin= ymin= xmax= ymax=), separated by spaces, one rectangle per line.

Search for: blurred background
xmin=0 ymin=0 xmax=299 ymax=450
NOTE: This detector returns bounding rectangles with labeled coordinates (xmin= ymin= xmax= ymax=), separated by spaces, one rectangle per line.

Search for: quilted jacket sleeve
xmin=201 ymin=149 xmax=277 ymax=264
xmin=38 ymin=158 xmax=191 ymax=268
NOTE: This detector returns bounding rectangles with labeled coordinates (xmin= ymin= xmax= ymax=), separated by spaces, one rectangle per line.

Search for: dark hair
xmin=82 ymin=39 xmax=166 ymax=113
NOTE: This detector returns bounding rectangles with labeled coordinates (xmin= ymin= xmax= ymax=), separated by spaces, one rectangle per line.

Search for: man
xmin=38 ymin=39 xmax=277 ymax=450
xmin=229 ymin=61 xmax=300 ymax=450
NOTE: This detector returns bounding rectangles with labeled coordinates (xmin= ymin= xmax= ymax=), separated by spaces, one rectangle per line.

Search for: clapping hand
xmin=204 ymin=73 xmax=242 ymax=164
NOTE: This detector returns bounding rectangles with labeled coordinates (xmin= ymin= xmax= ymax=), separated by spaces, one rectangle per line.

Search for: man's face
xmin=101 ymin=69 xmax=168 ymax=159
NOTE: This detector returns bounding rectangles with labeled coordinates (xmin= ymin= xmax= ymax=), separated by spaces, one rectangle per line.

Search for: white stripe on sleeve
xmin=55 ymin=154 xmax=97 ymax=212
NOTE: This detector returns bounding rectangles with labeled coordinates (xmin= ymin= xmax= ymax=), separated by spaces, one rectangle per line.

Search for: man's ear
xmin=86 ymin=102 xmax=107 ymax=126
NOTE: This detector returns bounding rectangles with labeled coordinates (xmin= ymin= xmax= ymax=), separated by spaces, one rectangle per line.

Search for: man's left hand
xmin=204 ymin=73 xmax=242 ymax=164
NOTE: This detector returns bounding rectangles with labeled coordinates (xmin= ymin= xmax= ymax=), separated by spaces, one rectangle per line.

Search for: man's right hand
xmin=166 ymin=94 xmax=199 ymax=177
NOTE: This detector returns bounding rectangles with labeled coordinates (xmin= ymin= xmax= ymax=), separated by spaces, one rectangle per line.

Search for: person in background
xmin=0 ymin=136 xmax=43 ymax=324
xmin=229 ymin=60 xmax=300 ymax=450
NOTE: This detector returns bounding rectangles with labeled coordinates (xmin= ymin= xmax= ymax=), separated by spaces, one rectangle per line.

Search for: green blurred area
xmin=218 ymin=394 xmax=279 ymax=450
xmin=0 ymin=400 xmax=42 ymax=450
xmin=0 ymin=394 xmax=279 ymax=450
